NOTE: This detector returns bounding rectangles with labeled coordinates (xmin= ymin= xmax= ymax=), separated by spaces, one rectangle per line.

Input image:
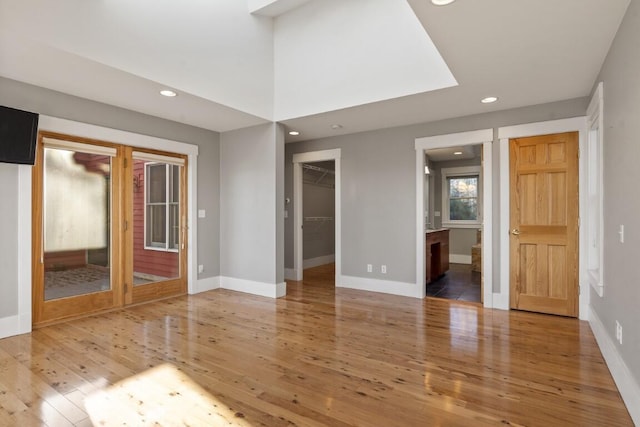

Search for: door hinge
xmin=577 ymin=148 xmax=581 ymax=159
xmin=124 ymin=220 xmax=129 ymax=231
xmin=578 ymin=217 xmax=581 ymax=228
xmin=124 ymin=283 xmax=129 ymax=293
xmin=124 ymin=158 xmax=128 ymax=168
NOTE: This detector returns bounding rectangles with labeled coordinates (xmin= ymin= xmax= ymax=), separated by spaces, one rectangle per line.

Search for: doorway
xmin=292 ymin=149 xmax=341 ymax=284
xmin=414 ymin=129 xmax=493 ymax=306
xmin=301 ymin=161 xmax=335 ymax=277
xmin=32 ymin=132 xmax=188 ymax=326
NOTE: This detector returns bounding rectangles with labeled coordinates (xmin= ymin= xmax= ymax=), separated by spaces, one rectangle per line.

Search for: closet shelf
xmin=304 ymin=216 xmax=333 ymax=222
xmin=302 ymin=163 xmax=335 ymax=188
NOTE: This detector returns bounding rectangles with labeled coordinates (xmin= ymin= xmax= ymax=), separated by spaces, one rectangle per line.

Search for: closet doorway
xmin=301 ymin=161 xmax=335 ymax=277
xmin=32 ymin=132 xmax=188 ymax=326
xmin=292 ymin=149 xmax=341 ymax=284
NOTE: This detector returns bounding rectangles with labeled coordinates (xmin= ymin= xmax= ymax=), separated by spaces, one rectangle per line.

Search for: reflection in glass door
xmin=33 ymin=135 xmax=122 ymax=325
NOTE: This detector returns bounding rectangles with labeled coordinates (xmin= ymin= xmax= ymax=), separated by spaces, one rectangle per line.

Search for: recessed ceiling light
xmin=481 ymin=96 xmax=498 ymax=104
xmin=160 ymin=90 xmax=177 ymax=97
xmin=431 ymin=0 xmax=455 ymax=5
xmin=453 ymin=151 xmax=463 ymax=155
xmin=331 ymin=124 xmax=343 ymax=130
xmin=289 ymin=131 xmax=300 ymax=136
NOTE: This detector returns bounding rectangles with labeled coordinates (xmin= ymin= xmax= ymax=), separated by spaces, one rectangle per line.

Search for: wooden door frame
xmin=497 ymin=117 xmax=589 ymax=319
xmin=415 ymin=129 xmax=493 ymax=304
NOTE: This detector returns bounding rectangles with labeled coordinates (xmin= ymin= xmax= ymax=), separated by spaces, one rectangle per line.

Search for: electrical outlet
xmin=198 ymin=264 xmax=204 ymax=274
xmin=367 ymin=264 xmax=372 ymax=273
xmin=381 ymin=265 xmax=387 ymax=274
xmin=618 ymin=225 xmax=625 ymax=243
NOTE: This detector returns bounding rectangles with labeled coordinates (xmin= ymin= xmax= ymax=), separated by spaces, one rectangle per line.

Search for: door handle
xmin=511 ymin=229 xmax=521 ymax=235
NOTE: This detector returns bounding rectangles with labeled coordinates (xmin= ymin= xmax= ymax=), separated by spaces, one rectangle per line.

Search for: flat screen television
xmin=0 ymin=105 xmax=39 ymax=165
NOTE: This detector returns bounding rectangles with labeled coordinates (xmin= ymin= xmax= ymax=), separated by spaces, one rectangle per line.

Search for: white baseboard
xmin=337 ymin=275 xmax=423 ymax=299
xmin=0 ymin=314 xmax=30 ymax=340
xmin=492 ymin=292 xmax=509 ymax=310
xmin=589 ymin=306 xmax=640 ymax=425
xmin=220 ymin=276 xmax=286 ymax=298
xmin=303 ymin=254 xmax=335 ymax=269
xmin=191 ymin=276 xmax=220 ymax=294
xmin=450 ymin=254 xmax=472 ymax=264
xmin=284 ymin=268 xmax=298 ymax=281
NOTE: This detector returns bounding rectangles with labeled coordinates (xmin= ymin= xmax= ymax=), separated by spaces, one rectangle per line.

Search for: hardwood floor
xmin=0 ymin=263 xmax=632 ymax=426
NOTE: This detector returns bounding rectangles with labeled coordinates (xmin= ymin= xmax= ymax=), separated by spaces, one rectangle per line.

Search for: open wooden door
xmin=509 ymin=132 xmax=579 ymax=317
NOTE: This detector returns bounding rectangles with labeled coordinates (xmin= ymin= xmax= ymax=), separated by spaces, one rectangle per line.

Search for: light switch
xmin=198 ymin=209 xmax=206 ymax=218
xmin=284 ymin=210 xmax=288 ymax=219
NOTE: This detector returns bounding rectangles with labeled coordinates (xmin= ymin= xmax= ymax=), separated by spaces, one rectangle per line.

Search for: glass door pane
xmin=43 ymin=147 xmax=112 ymax=300
xmin=132 ymin=159 xmax=181 ymax=288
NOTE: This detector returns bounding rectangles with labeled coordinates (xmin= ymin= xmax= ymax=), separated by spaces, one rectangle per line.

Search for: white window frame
xmin=441 ymin=166 xmax=482 ymax=228
xmin=144 ymin=162 xmax=180 ymax=253
xmin=586 ymin=82 xmax=604 ymax=297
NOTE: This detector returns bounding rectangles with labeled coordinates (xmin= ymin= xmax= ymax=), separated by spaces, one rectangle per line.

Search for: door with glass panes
xmin=32 ymin=133 xmax=187 ymax=326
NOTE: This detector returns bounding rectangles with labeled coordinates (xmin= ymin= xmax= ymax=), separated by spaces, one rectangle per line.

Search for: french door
xmin=32 ymin=132 xmax=187 ymax=326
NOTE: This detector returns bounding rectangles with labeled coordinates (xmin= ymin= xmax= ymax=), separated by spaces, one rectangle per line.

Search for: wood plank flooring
xmin=0 ymin=263 xmax=632 ymax=426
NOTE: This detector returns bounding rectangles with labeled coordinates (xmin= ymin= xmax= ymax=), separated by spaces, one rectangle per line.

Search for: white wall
xmin=273 ymin=0 xmax=455 ymax=120
xmin=220 ymin=123 xmax=285 ymax=297
xmin=1 ymin=0 xmax=274 ymax=119
xmin=0 ymin=164 xmax=19 ymax=319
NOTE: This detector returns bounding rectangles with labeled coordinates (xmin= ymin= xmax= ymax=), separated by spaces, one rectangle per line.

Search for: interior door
xmin=32 ymin=133 xmax=124 ymax=325
xmin=126 ymin=149 xmax=188 ymax=305
xmin=509 ymin=132 xmax=579 ymax=317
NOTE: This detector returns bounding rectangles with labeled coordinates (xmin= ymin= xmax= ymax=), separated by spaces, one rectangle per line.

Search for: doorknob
xmin=511 ymin=229 xmax=521 ymax=235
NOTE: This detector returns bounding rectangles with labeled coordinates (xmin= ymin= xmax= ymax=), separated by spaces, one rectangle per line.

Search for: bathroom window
xmin=442 ymin=166 xmax=481 ymax=228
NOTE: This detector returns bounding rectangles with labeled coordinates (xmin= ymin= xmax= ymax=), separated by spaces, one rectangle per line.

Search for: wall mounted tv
xmin=0 ymin=105 xmax=39 ymax=165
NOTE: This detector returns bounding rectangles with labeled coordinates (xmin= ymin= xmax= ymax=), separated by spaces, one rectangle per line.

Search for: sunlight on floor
xmin=84 ymin=364 xmax=253 ymax=426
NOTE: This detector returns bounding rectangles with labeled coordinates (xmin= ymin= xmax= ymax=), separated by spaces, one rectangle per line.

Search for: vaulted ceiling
xmin=0 ymin=0 xmax=630 ymax=141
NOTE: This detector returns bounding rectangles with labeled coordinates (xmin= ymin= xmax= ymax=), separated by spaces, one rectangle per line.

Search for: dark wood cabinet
xmin=426 ymin=229 xmax=449 ymax=284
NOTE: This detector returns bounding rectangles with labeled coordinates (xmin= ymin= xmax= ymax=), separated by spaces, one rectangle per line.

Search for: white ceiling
xmin=0 ymin=0 xmax=631 ymax=142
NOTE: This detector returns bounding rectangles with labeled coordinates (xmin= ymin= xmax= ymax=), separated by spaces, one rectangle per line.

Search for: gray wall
xmin=0 ymin=77 xmax=220 ymax=318
xmin=284 ymin=98 xmax=589 ymax=288
xmin=590 ymin=0 xmax=640 ymax=391
xmin=220 ymin=123 xmax=285 ymax=284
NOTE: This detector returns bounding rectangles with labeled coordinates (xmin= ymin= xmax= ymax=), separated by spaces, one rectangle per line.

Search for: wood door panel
xmin=510 ymin=132 xmax=578 ymax=317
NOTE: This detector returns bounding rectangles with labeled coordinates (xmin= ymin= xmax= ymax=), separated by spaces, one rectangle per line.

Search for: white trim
xmin=292 ymin=149 xmax=341 ymax=284
xmin=220 ymin=276 xmax=286 ymax=298
xmin=191 ymin=276 xmax=221 ymax=294
xmin=497 ymin=117 xmax=588 ymax=318
xmin=38 ymin=116 xmax=199 ymax=156
xmin=33 ymin=115 xmax=199 ymax=300
xmin=337 ymin=275 xmax=423 ymax=299
xmin=284 ymin=268 xmax=298 ymax=281
xmin=303 ymin=254 xmax=335 ymax=269
xmin=2 ymin=165 xmax=35 ymax=339
xmin=586 ymin=82 xmax=605 ymax=297
xmin=416 ymin=129 xmax=493 ymax=149
xmin=415 ymin=129 xmax=493 ymax=306
xmin=492 ymin=292 xmax=509 ymax=310
xmin=589 ymin=306 xmax=640 ymax=425
xmin=449 ymin=254 xmax=471 ymax=265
